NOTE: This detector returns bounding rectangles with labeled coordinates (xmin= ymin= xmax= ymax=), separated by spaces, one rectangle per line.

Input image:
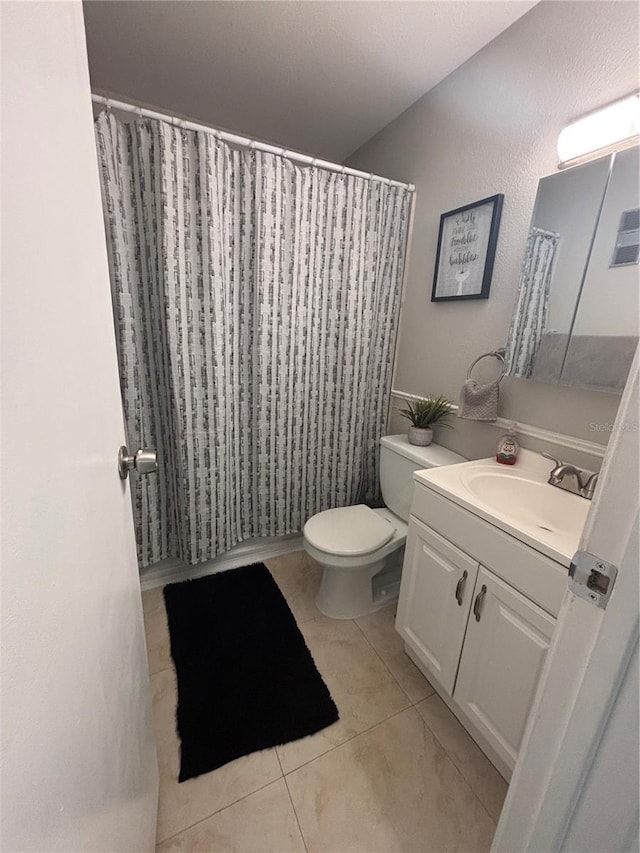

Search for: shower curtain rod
xmin=91 ymin=93 xmax=415 ymax=192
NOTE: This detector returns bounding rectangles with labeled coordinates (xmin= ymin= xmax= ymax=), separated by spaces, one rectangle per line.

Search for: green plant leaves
xmin=398 ymin=395 xmax=454 ymax=428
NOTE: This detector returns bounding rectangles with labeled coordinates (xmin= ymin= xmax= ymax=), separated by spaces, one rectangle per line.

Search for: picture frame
xmin=431 ymin=194 xmax=504 ymax=302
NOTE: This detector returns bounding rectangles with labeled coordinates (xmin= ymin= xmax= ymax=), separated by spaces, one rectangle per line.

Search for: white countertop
xmin=414 ymin=449 xmax=590 ymax=567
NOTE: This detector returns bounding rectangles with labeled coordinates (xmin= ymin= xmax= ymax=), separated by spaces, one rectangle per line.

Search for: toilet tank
xmin=379 ymin=434 xmax=466 ymax=522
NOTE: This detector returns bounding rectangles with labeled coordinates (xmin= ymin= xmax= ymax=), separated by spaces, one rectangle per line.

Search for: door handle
xmin=118 ymin=446 xmax=158 ymax=480
xmin=473 ymin=584 xmax=487 ymax=622
xmin=455 ymin=570 xmax=468 ymax=606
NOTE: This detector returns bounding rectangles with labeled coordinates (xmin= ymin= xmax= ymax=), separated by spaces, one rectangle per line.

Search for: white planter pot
xmin=408 ymin=426 xmax=433 ymax=446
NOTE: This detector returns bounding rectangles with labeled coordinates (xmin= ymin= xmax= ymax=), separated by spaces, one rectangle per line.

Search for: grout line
xmin=276 ymin=610 xmax=431 ymax=777
xmin=411 ymin=684 xmax=436 ymax=705
xmin=351 ymin=610 xmax=438 ymax=707
xmin=292 ymin=611 xmax=323 ymax=627
xmin=149 ymin=663 xmax=174 ymax=679
xmin=156 ymin=773 xmax=284 ymax=846
xmin=157 ymin=711 xmax=496 ymax=849
xmin=282 ymin=770 xmax=309 ymax=853
xmin=414 ymin=704 xmax=502 ymax=828
xmin=282 ymin=705 xmax=413 ymax=778
xmin=351 ymin=610 xmax=417 ymax=705
xmin=274 ymin=748 xmax=285 ymax=778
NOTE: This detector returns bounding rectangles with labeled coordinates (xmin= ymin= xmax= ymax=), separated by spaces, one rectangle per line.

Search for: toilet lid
xmin=304 ymin=505 xmax=395 ymax=556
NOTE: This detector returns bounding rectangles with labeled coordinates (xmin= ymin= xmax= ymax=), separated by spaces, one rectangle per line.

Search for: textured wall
xmin=347 ymin=0 xmax=639 ymax=457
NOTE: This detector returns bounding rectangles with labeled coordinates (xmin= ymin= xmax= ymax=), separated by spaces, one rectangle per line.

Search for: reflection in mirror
xmin=505 ymin=146 xmax=639 ymax=392
xmin=562 ymin=147 xmax=639 ymax=390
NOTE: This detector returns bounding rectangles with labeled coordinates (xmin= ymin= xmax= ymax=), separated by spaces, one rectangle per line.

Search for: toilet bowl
xmin=304 ymin=505 xmax=408 ymax=619
xmin=303 ymin=435 xmax=465 ymax=619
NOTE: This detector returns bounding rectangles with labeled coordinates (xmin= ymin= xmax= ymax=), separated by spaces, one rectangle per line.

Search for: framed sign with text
xmin=431 ymin=194 xmax=504 ymax=301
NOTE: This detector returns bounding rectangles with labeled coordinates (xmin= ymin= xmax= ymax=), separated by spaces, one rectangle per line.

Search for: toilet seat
xmin=303 ymin=504 xmax=394 ymax=556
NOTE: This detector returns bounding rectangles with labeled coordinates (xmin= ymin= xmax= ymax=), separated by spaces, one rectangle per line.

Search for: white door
xmin=396 ymin=518 xmax=479 ymax=693
xmin=493 ymin=349 xmax=639 ymax=851
xmin=1 ymin=3 xmax=158 ymax=851
xmin=454 ymin=567 xmax=555 ymax=773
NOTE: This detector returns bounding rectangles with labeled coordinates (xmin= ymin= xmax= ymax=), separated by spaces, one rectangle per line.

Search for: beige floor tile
xmin=142 ymin=585 xmax=165 ymax=616
xmin=156 ymin=779 xmax=306 ymax=852
xmin=265 ymin=550 xmax=322 ymax=624
xmin=286 ymin=707 xmax=496 ymax=853
xmin=355 ymin=603 xmax=435 ymax=704
xmin=416 ymin=693 xmax=508 ymax=822
xmin=152 ymin=668 xmax=282 ymax=844
xmin=276 ymin=615 xmax=410 ymax=774
xmin=142 ymin=586 xmax=172 ymax=676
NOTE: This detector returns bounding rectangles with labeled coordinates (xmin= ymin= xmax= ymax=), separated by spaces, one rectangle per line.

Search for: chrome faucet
xmin=542 ymin=453 xmax=599 ymax=500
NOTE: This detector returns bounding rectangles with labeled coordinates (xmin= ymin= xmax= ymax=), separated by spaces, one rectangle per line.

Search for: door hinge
xmin=569 ymin=550 xmax=618 ymax=609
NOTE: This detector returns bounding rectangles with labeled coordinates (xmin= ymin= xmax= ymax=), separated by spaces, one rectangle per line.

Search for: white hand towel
xmin=457 ymin=379 xmax=499 ymax=421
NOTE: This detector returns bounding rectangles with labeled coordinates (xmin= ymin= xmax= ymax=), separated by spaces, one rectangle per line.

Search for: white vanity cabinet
xmin=396 ymin=518 xmax=479 ymax=694
xmin=454 ymin=567 xmax=555 ymax=771
xmin=396 ymin=479 xmax=568 ymax=779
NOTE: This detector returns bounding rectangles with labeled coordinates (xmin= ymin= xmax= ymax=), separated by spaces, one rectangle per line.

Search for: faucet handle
xmin=542 ymin=451 xmax=563 ymax=468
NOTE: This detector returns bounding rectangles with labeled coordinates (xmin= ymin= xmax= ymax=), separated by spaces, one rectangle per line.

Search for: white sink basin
xmin=414 ymin=449 xmax=592 ymax=565
xmin=459 ymin=469 xmax=589 ymax=536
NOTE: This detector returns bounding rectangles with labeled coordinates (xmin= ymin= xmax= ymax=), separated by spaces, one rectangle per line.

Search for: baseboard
xmin=139 ymin=533 xmax=305 ymax=591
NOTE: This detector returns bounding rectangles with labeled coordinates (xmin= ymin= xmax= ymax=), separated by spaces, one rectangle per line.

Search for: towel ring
xmin=466 ymin=349 xmax=507 ymax=382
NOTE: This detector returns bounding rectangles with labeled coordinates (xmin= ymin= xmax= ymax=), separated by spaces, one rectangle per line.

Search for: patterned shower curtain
xmin=95 ymin=111 xmax=411 ymax=567
xmin=505 ymin=226 xmax=560 ymax=379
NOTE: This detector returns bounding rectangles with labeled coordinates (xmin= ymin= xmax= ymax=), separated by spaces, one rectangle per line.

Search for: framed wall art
xmin=431 ymin=194 xmax=504 ymax=302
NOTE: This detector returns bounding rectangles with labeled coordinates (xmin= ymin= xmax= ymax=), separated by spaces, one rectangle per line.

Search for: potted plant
xmin=399 ymin=395 xmax=454 ymax=446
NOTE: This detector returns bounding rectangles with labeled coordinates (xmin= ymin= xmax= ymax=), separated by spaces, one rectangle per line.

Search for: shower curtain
xmin=505 ymin=226 xmax=560 ymax=379
xmin=95 ymin=111 xmax=411 ymax=567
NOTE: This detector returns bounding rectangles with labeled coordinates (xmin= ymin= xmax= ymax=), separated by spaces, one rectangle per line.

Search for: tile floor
xmin=142 ymin=551 xmax=508 ymax=852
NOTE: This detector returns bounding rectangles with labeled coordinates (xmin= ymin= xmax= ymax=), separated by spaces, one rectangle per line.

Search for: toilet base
xmin=314 ymin=547 xmax=404 ymax=619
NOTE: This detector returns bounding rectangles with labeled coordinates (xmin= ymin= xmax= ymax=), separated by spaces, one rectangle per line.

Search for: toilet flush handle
xmin=118 ymin=446 xmax=158 ymax=480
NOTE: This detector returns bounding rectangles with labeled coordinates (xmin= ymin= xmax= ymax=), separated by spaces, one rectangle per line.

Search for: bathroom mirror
xmin=505 ymin=146 xmax=639 ymax=392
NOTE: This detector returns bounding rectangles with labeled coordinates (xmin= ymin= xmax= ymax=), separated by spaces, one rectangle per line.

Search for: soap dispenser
xmin=497 ymin=421 xmax=519 ymax=465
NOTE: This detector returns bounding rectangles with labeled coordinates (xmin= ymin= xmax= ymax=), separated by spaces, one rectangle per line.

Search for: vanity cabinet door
xmin=454 ymin=566 xmax=556 ymax=772
xmin=396 ymin=517 xmax=479 ymax=694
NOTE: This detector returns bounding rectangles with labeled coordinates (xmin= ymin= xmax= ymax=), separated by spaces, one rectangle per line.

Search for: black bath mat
xmin=163 ymin=562 xmax=339 ymax=782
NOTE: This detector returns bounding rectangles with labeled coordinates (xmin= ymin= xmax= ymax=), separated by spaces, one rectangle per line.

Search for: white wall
xmin=347 ymin=0 xmax=638 ymax=458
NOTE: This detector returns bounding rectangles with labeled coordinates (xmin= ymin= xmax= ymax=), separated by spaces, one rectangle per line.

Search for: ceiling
xmin=84 ymin=1 xmax=537 ymax=162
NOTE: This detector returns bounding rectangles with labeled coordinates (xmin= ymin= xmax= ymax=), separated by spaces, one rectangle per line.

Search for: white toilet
xmin=303 ymin=434 xmax=466 ymax=619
